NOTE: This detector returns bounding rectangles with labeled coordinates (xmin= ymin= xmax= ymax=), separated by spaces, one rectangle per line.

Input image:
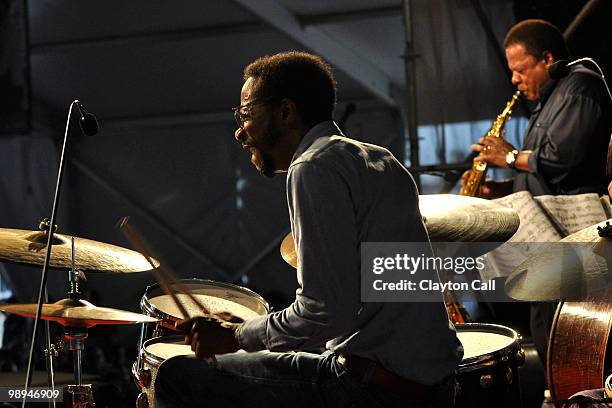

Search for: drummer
xmin=154 ymin=51 xmax=463 ymax=407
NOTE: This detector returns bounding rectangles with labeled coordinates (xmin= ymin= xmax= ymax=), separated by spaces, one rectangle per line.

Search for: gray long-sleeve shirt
xmin=515 ymin=64 xmax=611 ymax=196
xmin=238 ymin=121 xmax=463 ymax=385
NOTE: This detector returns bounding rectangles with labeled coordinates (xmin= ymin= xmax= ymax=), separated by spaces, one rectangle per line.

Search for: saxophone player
xmin=463 ymin=19 xmax=611 ymax=368
xmin=463 ymin=19 xmax=610 ymax=201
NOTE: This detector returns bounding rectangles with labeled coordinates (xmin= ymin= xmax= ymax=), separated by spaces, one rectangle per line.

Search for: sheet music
xmin=479 ymin=191 xmax=561 ymax=280
xmin=534 ymin=193 xmax=607 ymax=235
xmin=494 ymin=191 xmax=562 ymax=242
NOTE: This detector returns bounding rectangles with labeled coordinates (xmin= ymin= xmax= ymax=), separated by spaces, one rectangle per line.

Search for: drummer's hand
xmin=176 ymin=316 xmax=241 ymax=358
xmin=608 ymin=180 xmax=612 ymax=198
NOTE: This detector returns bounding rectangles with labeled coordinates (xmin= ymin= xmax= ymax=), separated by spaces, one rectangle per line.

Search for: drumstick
xmin=118 ymin=217 xmax=219 ymax=366
xmin=118 ymin=218 xmax=193 ymax=318
xmin=117 ymin=217 xmax=211 ymax=316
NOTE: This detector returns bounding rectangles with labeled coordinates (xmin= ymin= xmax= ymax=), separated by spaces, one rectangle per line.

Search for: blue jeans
xmin=155 ymin=351 xmax=454 ymax=408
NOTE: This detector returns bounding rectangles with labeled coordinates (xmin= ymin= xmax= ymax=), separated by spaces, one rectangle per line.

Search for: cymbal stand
xmin=63 ymin=327 xmax=95 ymax=408
xmin=64 ymin=238 xmax=95 ymax=407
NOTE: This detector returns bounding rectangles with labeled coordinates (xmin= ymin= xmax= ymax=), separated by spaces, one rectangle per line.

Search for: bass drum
xmin=455 ymin=323 xmax=525 ymax=408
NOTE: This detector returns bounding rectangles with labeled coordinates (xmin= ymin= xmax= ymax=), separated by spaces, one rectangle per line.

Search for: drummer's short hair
xmin=244 ymin=51 xmax=337 ymax=128
xmin=504 ymin=19 xmax=569 ymax=61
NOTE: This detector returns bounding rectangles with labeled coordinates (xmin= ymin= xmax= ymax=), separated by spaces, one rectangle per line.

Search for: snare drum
xmin=137 ymin=279 xmax=269 ymax=352
xmin=455 ymin=323 xmax=525 ymax=408
xmin=133 ymin=335 xmax=194 ymax=408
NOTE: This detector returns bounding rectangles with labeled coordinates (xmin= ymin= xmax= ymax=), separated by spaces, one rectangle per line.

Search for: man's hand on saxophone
xmin=460 ymin=136 xmax=533 ymax=198
xmin=472 ymin=136 xmax=517 ymax=168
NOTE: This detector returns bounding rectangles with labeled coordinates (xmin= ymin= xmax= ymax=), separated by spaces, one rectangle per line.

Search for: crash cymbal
xmin=0 ymin=228 xmax=159 ymax=273
xmin=505 ymin=219 xmax=612 ymax=301
xmin=280 ymin=194 xmax=520 ymax=268
xmin=0 ymin=298 xmax=158 ymax=328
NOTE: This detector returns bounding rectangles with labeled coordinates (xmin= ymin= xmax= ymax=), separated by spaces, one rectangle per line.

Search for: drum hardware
xmin=136 ymin=392 xmax=149 ymax=408
xmin=479 ymin=374 xmax=493 ymax=388
xmin=598 ymin=221 xmax=612 ymax=238
xmin=0 ymin=236 xmax=158 ymax=408
xmin=65 ymin=385 xmax=96 ymax=408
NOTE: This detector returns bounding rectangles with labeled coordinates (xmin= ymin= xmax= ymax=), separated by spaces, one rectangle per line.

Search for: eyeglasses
xmin=231 ymin=98 xmax=275 ymax=128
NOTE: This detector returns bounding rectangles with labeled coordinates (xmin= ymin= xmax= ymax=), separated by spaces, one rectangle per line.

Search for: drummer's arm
xmin=237 ymin=162 xmax=360 ymax=352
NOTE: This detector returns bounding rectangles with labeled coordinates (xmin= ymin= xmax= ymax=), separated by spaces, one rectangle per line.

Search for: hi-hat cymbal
xmin=0 ymin=298 xmax=158 ymax=328
xmin=505 ymin=219 xmax=612 ymax=301
xmin=0 ymin=228 xmax=159 ymax=273
xmin=280 ymin=194 xmax=520 ymax=268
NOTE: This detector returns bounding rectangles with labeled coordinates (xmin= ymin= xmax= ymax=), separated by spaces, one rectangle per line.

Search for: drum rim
xmin=456 ymin=323 xmax=522 ymax=369
xmin=141 ymin=335 xmax=190 ymax=366
xmin=140 ymin=278 xmax=270 ymax=324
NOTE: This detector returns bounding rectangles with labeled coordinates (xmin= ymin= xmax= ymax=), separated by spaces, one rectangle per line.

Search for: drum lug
xmin=516 ymin=349 xmax=525 ymax=367
xmin=479 ymin=374 xmax=493 ymax=388
xmin=152 ymin=325 xmax=164 ymax=338
xmin=136 ymin=392 xmax=149 ymax=408
xmin=505 ymin=366 xmax=513 ymax=384
xmin=139 ymin=368 xmax=152 ymax=388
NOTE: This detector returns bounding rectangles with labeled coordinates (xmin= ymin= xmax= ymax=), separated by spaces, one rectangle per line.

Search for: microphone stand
xmin=23 ymin=100 xmax=82 ymax=408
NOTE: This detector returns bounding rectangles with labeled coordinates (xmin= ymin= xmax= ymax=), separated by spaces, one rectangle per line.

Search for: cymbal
xmin=0 ymin=298 xmax=158 ymax=328
xmin=419 ymin=194 xmax=519 ymax=242
xmin=0 ymin=228 xmax=159 ymax=273
xmin=280 ymin=194 xmax=519 ymax=268
xmin=280 ymin=233 xmax=298 ymax=269
xmin=505 ymin=219 xmax=612 ymax=301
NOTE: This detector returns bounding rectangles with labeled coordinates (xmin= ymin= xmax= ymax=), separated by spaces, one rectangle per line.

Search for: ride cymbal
xmin=419 ymin=194 xmax=519 ymax=243
xmin=0 ymin=298 xmax=158 ymax=328
xmin=505 ymin=219 xmax=612 ymax=301
xmin=0 ymin=228 xmax=159 ymax=273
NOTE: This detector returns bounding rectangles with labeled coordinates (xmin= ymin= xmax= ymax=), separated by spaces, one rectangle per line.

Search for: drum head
xmin=144 ymin=336 xmax=193 ymax=364
xmin=456 ymin=323 xmax=519 ymax=366
xmin=141 ymin=279 xmax=269 ymax=323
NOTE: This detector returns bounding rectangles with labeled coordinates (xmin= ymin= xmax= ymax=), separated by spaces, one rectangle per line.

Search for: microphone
xmin=547 ymin=58 xmax=598 ymax=79
xmin=548 ymin=57 xmax=612 ymax=103
xmin=548 ymin=60 xmax=571 ymax=80
xmin=75 ymin=100 xmax=99 ymax=136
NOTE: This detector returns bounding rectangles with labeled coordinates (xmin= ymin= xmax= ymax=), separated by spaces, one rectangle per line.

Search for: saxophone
xmin=460 ymin=90 xmax=521 ymax=196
